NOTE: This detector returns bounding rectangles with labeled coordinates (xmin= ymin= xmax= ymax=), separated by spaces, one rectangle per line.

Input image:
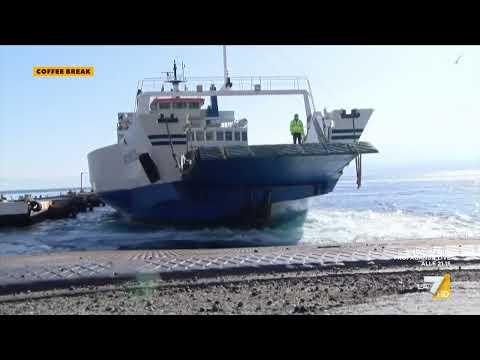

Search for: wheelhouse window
xmin=157 ymin=114 xmax=178 ymax=123
xmin=225 ymin=131 xmax=232 ymax=141
xmin=174 ymin=102 xmax=187 ymax=109
xmin=242 ymin=132 xmax=248 ymax=142
xmin=195 ymin=131 xmax=204 ymax=141
xmin=188 ymin=102 xmax=200 ymax=109
xmin=216 ymin=131 xmax=224 ymax=141
xmin=206 ymin=131 xmax=214 ymax=141
xmin=234 ymin=132 xmax=241 ymax=141
xmin=158 ymin=103 xmax=170 ymax=109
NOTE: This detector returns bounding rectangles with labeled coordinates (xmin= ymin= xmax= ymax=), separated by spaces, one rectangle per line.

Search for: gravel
xmin=1 ymin=264 xmax=479 ymax=315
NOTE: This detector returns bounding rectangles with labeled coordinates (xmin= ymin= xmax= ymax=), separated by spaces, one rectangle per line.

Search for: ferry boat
xmin=88 ymin=47 xmax=378 ymax=226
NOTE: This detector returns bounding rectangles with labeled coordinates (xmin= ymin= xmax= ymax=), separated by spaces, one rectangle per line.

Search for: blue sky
xmin=0 ymin=45 xmax=479 ymax=190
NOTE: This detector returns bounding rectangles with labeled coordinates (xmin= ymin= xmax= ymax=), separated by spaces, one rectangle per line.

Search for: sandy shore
xmin=1 ymin=263 xmax=479 ymax=315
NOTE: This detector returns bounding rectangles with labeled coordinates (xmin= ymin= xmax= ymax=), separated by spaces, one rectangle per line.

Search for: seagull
xmin=454 ymin=55 xmax=463 ymax=64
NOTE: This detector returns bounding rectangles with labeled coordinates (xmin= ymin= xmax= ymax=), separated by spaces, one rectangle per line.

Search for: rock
xmin=267 ymin=300 xmax=272 ymax=306
xmin=237 ymin=301 xmax=243 ymax=308
xmin=211 ymin=303 xmax=221 ymax=312
xmin=293 ymin=305 xmax=307 ymax=314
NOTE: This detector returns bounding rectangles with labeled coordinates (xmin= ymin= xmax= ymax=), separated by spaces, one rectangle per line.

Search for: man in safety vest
xmin=290 ymin=114 xmax=304 ymax=144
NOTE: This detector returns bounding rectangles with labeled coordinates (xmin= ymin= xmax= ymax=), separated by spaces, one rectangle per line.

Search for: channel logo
xmin=423 ymin=273 xmax=451 ymax=299
xmin=33 ymin=66 xmax=94 ymax=77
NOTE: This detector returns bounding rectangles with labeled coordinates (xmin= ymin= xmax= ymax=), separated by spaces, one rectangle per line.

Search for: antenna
xmin=223 ymin=45 xmax=232 ymax=89
xmin=163 ymin=60 xmax=185 ymax=92
xmin=223 ymin=46 xmax=228 ymax=80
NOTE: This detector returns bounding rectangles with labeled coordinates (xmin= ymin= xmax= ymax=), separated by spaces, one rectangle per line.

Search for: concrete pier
xmin=0 ymin=238 xmax=479 ymax=314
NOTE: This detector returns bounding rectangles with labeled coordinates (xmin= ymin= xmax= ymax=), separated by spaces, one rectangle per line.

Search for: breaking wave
xmin=1 ymin=174 xmax=479 ymax=255
xmin=301 ymin=207 xmax=480 ymax=245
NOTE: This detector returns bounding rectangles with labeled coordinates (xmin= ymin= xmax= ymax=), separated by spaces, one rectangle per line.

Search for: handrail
xmin=139 ymin=76 xmax=311 ymax=92
xmin=143 ymin=75 xmax=309 ymax=81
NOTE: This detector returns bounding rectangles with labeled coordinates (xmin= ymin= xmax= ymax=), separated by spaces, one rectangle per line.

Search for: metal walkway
xmin=1 ymin=238 xmax=479 ymax=294
xmin=198 ymin=142 xmax=379 ymax=161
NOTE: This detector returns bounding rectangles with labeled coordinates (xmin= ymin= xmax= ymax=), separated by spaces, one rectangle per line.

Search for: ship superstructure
xmin=88 ymin=47 xmax=378 ymax=226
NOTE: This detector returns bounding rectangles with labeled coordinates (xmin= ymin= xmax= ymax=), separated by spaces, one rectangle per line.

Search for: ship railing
xmin=138 ymin=76 xmax=311 ymax=93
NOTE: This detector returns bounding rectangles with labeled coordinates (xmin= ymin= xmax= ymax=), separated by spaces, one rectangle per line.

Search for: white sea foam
xmin=423 ymin=169 xmax=480 ymax=179
xmin=361 ymin=169 xmax=480 ymax=184
xmin=300 ymin=207 xmax=480 ymax=246
xmin=117 ymin=206 xmax=480 ymax=248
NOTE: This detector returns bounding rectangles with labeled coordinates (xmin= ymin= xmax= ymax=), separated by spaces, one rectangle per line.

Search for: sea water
xmin=0 ymin=171 xmax=479 ymax=256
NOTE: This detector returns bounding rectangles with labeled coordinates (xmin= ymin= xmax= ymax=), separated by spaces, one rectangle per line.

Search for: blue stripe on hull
xmin=184 ymin=155 xmax=351 ymax=186
xmin=99 ymin=178 xmax=338 ymax=225
xmin=98 ymin=153 xmax=350 ymax=225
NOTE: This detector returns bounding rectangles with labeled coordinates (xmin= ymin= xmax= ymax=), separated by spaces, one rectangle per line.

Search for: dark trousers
xmin=292 ymin=133 xmax=302 ymax=144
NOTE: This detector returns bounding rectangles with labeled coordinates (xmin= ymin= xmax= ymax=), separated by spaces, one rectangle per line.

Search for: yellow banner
xmin=33 ymin=66 xmax=94 ymax=77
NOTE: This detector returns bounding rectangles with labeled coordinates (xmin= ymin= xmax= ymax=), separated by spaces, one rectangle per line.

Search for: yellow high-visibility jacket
xmin=290 ymin=119 xmax=304 ymax=135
